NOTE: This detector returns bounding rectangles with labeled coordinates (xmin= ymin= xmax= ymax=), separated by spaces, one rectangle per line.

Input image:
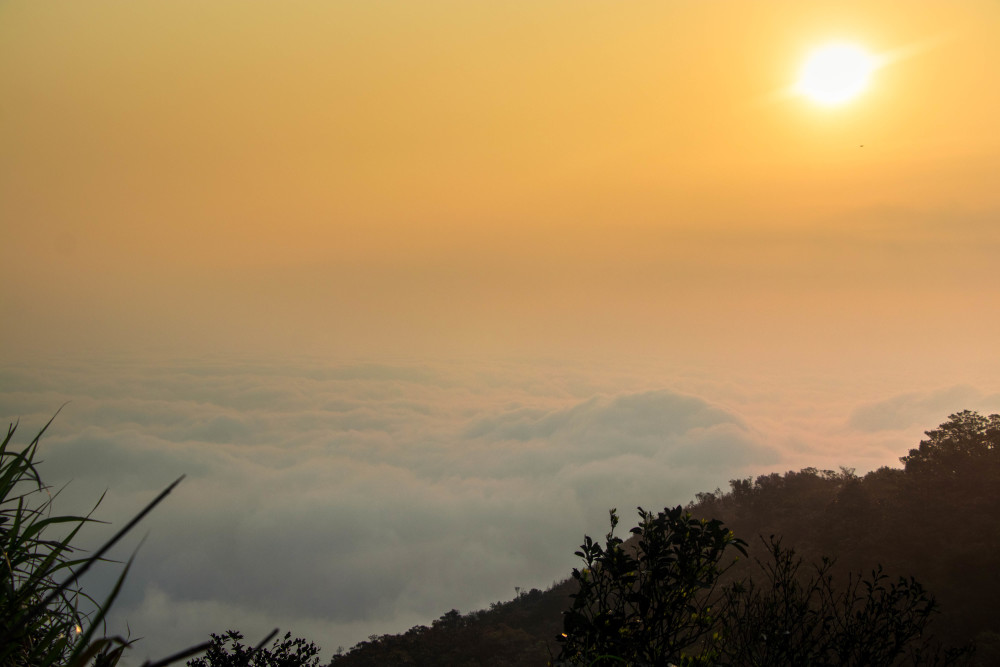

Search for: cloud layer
xmin=2 ymin=356 xmax=995 ymax=662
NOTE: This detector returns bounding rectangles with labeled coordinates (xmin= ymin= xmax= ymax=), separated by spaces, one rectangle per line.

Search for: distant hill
xmin=328 ymin=581 xmax=575 ymax=666
xmin=330 ymin=411 xmax=1000 ymax=666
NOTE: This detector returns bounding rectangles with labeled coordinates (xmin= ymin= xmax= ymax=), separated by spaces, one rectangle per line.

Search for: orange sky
xmin=3 ymin=0 xmax=999 ymax=373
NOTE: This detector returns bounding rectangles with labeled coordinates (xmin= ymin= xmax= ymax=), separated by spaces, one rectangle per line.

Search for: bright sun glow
xmin=797 ymin=43 xmax=876 ymax=106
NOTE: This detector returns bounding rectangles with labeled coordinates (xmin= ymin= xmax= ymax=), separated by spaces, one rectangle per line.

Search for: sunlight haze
xmin=796 ymin=43 xmax=876 ymax=105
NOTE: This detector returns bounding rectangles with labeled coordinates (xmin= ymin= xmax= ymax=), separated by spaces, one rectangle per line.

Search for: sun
xmin=797 ymin=43 xmax=876 ymax=106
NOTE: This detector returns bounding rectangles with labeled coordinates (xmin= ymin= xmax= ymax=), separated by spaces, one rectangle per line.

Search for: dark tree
xmin=900 ymin=410 xmax=1000 ymax=477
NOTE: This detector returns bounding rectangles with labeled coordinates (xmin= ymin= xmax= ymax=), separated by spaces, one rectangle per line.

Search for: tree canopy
xmin=899 ymin=410 xmax=1000 ymax=477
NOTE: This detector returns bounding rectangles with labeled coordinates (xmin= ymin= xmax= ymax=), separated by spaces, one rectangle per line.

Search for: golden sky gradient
xmin=3 ymin=0 xmax=999 ymax=370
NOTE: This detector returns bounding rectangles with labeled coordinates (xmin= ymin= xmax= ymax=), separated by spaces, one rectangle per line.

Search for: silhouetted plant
xmin=558 ymin=506 xmax=747 ymax=666
xmin=187 ymin=631 xmax=322 ymax=667
xmin=0 ymin=414 xmax=191 ymax=667
xmin=714 ymin=537 xmax=971 ymax=666
xmin=559 ymin=509 xmax=971 ymax=666
xmin=0 ymin=414 xmax=126 ymax=667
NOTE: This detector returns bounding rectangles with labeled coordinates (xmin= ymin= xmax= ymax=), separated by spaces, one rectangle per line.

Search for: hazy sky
xmin=2 ymin=0 xmax=1000 ymax=661
xmin=4 ymin=0 xmax=999 ymax=365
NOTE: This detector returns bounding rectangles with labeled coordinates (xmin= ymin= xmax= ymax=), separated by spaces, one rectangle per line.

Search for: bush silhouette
xmin=187 ymin=631 xmax=323 ymax=667
xmin=558 ymin=506 xmax=746 ymax=666
xmin=558 ymin=507 xmax=971 ymax=666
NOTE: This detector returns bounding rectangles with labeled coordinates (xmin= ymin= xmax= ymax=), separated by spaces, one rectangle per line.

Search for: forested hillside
xmin=686 ymin=410 xmax=1000 ymax=662
xmin=330 ymin=411 xmax=1000 ymax=666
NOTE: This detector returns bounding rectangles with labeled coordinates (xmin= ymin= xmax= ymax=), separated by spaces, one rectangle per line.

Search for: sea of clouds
xmin=2 ymin=355 xmax=997 ymax=662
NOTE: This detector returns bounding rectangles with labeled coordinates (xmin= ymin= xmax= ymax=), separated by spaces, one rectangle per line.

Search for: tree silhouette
xmin=558 ymin=506 xmax=746 ymax=666
xmin=187 ymin=631 xmax=323 ymax=667
xmin=558 ymin=508 xmax=971 ymax=666
xmin=900 ymin=410 xmax=1000 ymax=478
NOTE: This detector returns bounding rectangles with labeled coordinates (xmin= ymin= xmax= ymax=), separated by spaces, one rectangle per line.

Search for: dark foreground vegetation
xmin=3 ymin=410 xmax=999 ymax=666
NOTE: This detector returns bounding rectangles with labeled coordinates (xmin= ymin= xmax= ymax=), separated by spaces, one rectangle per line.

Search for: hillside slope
xmin=330 ymin=411 xmax=1000 ymax=666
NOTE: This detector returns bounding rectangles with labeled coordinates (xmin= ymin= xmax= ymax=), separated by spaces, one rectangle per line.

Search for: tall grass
xmin=0 ymin=413 xmax=187 ymax=667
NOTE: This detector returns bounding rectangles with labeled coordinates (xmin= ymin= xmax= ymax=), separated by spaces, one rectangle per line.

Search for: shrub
xmin=187 ymin=631 xmax=323 ymax=667
xmin=558 ymin=506 xmax=746 ymax=666
xmin=716 ymin=537 xmax=970 ymax=666
xmin=558 ymin=508 xmax=972 ymax=666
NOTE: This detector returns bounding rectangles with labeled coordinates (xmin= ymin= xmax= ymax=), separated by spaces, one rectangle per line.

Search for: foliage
xmin=684 ymin=411 xmax=1000 ymax=657
xmin=715 ymin=538 xmax=967 ymax=666
xmin=899 ymin=410 xmax=1000 ymax=477
xmin=187 ymin=631 xmax=323 ymax=667
xmin=558 ymin=506 xmax=747 ymax=666
xmin=0 ymin=416 xmax=128 ymax=667
xmin=0 ymin=415 xmax=186 ymax=667
xmin=558 ymin=510 xmax=970 ymax=666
